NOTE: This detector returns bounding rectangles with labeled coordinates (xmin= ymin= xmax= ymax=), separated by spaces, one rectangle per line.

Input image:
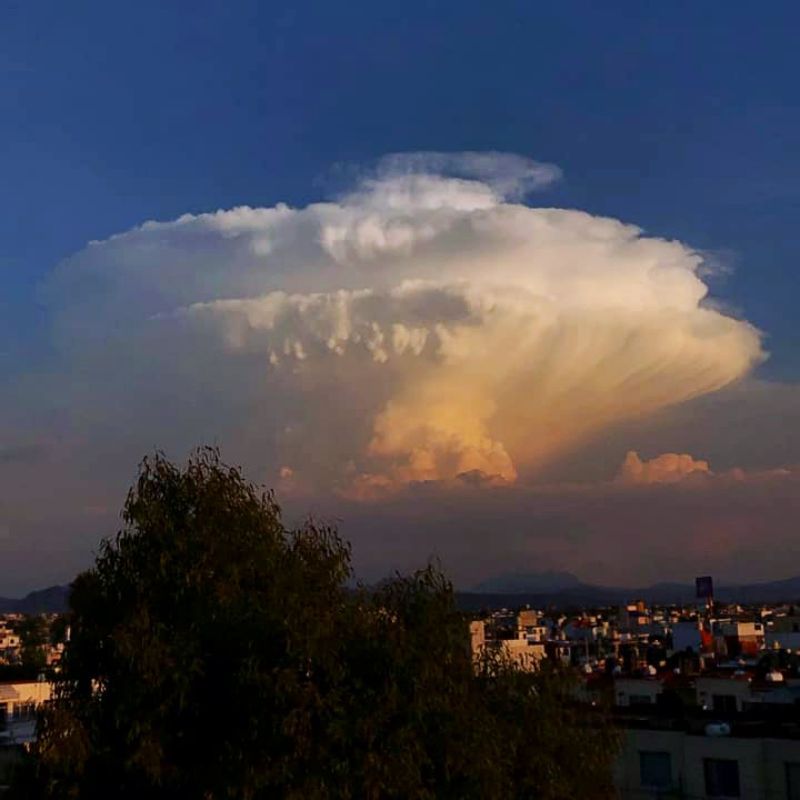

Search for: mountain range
xmin=5 ymin=573 xmax=800 ymax=615
xmin=455 ymin=572 xmax=800 ymax=612
xmin=0 ymin=585 xmax=70 ymax=614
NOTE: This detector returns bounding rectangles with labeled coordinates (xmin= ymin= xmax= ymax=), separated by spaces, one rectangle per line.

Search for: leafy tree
xmin=14 ymin=615 xmax=48 ymax=672
xmin=17 ymin=449 xmax=618 ymax=799
xmin=49 ymin=616 xmax=69 ymax=647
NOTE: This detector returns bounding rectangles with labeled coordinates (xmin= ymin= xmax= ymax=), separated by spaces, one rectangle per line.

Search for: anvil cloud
xmin=1 ymin=152 xmax=784 ymax=593
xmin=43 ymin=152 xmax=762 ymax=494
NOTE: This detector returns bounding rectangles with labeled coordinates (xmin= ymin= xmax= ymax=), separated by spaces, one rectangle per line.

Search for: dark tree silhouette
xmin=16 ymin=449 xmax=618 ymax=799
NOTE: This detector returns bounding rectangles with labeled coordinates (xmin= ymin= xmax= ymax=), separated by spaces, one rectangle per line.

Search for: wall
xmin=615 ymin=678 xmax=663 ymax=707
xmin=696 ymin=677 xmax=751 ymax=713
xmin=615 ymin=727 xmax=800 ymax=800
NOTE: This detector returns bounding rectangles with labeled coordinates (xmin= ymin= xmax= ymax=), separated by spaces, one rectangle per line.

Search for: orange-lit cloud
xmin=332 ymin=458 xmax=800 ymax=587
xmin=617 ymin=450 xmax=711 ymax=484
xmin=615 ymin=449 xmax=796 ymax=488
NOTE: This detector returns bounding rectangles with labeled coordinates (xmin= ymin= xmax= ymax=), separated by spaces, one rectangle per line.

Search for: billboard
xmin=695 ymin=575 xmax=714 ymax=599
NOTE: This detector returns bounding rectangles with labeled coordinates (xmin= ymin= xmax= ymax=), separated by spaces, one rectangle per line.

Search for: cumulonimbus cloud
xmin=41 ymin=152 xmax=764 ymax=494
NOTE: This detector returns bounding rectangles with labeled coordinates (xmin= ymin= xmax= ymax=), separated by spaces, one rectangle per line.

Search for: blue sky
xmin=3 ymin=1 xmax=800 ymax=592
xmin=3 ymin=0 xmax=800 ymax=378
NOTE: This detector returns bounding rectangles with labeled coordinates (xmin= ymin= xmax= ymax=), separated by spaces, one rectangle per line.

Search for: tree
xmin=48 ymin=616 xmax=69 ymax=648
xmin=18 ymin=449 xmax=618 ymax=799
xmin=15 ymin=615 xmax=48 ymax=672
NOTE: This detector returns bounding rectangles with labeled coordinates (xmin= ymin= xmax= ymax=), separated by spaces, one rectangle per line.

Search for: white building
xmin=0 ymin=680 xmax=51 ymax=747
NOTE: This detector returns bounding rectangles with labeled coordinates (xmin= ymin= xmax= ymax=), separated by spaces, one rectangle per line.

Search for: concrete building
xmin=615 ymin=677 xmax=664 ymax=708
xmin=0 ymin=680 xmax=51 ymax=747
xmin=772 ymin=613 xmax=800 ymax=635
xmin=619 ymin=602 xmax=651 ymax=634
xmin=673 ymin=620 xmax=704 ymax=654
xmin=766 ymin=615 xmax=800 ymax=652
xmin=615 ymin=725 xmax=800 ymax=799
xmin=497 ymin=633 xmax=546 ymax=669
xmin=516 ymin=609 xmax=539 ymax=630
xmin=0 ymin=629 xmax=20 ymax=665
xmin=714 ymin=620 xmax=765 ymax=658
xmin=696 ymin=675 xmax=753 ymax=713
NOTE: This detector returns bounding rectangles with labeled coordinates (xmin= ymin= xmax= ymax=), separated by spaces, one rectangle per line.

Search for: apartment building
xmin=616 ymin=724 xmax=800 ymax=799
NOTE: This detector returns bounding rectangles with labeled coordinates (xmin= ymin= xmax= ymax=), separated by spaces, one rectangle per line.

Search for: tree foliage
xmin=13 ymin=615 xmax=48 ymax=672
xmin=17 ymin=449 xmax=618 ymax=799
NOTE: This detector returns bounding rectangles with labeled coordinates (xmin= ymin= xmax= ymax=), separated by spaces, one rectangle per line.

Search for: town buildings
xmin=0 ymin=613 xmax=65 ymax=791
xmin=473 ymin=597 xmax=800 ymax=798
xmin=6 ymin=597 xmax=800 ymax=795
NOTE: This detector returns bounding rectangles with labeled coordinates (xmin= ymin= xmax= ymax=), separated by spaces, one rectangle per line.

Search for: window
xmin=712 ymin=694 xmax=738 ymax=713
xmin=639 ymin=751 xmax=671 ymax=790
xmin=0 ymin=703 xmax=6 ymax=725
xmin=787 ymin=763 xmax=800 ymax=800
xmin=704 ymin=758 xmax=740 ymax=798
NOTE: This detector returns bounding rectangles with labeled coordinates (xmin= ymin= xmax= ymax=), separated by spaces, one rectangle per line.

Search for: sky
xmin=2 ymin=1 xmax=800 ymax=594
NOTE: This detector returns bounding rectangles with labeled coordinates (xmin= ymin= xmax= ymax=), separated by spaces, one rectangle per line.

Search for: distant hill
xmin=0 ymin=585 xmax=70 ymax=614
xmin=456 ymin=574 xmax=800 ymax=612
xmin=6 ymin=574 xmax=800 ymax=615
